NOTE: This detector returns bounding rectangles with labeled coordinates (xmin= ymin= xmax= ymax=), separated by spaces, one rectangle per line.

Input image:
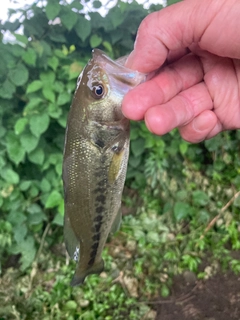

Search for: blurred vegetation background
xmin=0 ymin=0 xmax=240 ymax=319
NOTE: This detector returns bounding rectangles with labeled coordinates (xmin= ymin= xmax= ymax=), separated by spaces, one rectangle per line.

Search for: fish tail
xmin=70 ymin=258 xmax=105 ymax=286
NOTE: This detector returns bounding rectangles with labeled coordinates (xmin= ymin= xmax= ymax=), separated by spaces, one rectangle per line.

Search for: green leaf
xmin=54 ymin=81 xmax=64 ymax=93
xmin=20 ymin=132 xmax=39 ymax=153
xmin=26 ymin=80 xmax=43 ymax=93
xmin=40 ymin=71 xmax=55 ymax=86
xmin=14 ymin=224 xmax=27 ymax=243
xmin=75 ymin=16 xmax=91 ymax=42
xmin=64 ymin=300 xmax=78 ymax=311
xmin=147 ymin=231 xmax=160 ymax=243
xmin=93 ymin=1 xmax=102 ymax=9
xmin=102 ymin=41 xmax=112 ymax=53
xmin=57 ymin=92 xmax=71 ymax=106
xmin=0 ymin=157 xmax=6 ymax=170
xmin=0 ymin=126 xmax=6 ymax=138
xmin=24 ymin=97 xmax=43 ymax=114
xmin=48 ymin=56 xmax=59 ymax=71
xmin=28 ymin=148 xmax=45 ymax=165
xmin=53 ymin=212 xmax=64 ymax=226
xmin=128 ymin=156 xmax=141 ymax=169
xmin=1 ymin=168 xmax=19 ymax=184
xmin=13 ymin=33 xmax=28 ymax=45
xmin=58 ymin=113 xmax=67 ymax=128
xmin=110 ymin=9 xmax=125 ymax=28
xmin=7 ymin=211 xmax=26 ymax=226
xmin=161 ymin=284 xmax=170 ymax=298
xmin=9 ymin=63 xmax=29 ymax=86
xmin=48 ymin=103 xmax=62 ymax=119
xmin=20 ymin=180 xmax=31 ymax=191
xmin=45 ymin=0 xmax=61 ymax=20
xmin=173 ymin=202 xmax=191 ymax=221
xmin=27 ymin=204 xmax=42 ymax=215
xmin=197 ymin=210 xmax=210 ymax=223
xmin=14 ymin=118 xmax=28 ymax=135
xmin=90 ymin=34 xmax=102 ymax=48
xmin=45 ymin=190 xmax=62 ymax=208
xmin=131 ymin=138 xmax=145 ymax=157
xmin=167 ymin=0 xmax=181 ymax=4
xmin=42 ymin=88 xmax=55 ymax=102
xmin=29 ymin=185 xmax=39 ymax=198
xmin=58 ymin=198 xmax=64 ymax=216
xmin=22 ymin=48 xmax=37 ymax=66
xmin=192 ymin=190 xmax=209 ymax=206
xmin=3 ymin=20 xmax=20 ymax=32
xmin=0 ymin=58 xmax=8 ymax=76
xmin=205 ymin=135 xmax=222 ymax=152
xmin=40 ymin=178 xmax=51 ymax=193
xmin=71 ymin=0 xmax=83 ymax=10
xmin=29 ymin=113 xmax=50 ymax=137
xmin=28 ymin=209 xmax=46 ymax=225
xmin=176 ymin=190 xmax=188 ymax=201
xmin=49 ymin=32 xmax=67 ymax=43
xmin=179 ymin=142 xmax=189 ymax=155
xmin=69 ymin=61 xmax=83 ymax=79
xmin=11 ymin=44 xmax=25 ymax=57
xmin=28 ymin=213 xmax=45 ymax=226
xmin=19 ymin=236 xmax=36 ymax=271
xmin=0 ymin=79 xmax=15 ymax=99
xmin=6 ymin=132 xmax=25 ymax=165
xmin=60 ymin=8 xmax=78 ymax=31
xmin=31 ymin=40 xmax=44 ymax=56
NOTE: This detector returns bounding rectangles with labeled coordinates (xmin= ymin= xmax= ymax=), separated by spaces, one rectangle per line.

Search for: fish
xmin=62 ymin=49 xmax=145 ymax=286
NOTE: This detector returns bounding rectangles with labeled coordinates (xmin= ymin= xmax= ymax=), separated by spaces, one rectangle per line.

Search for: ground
xmin=155 ymin=271 xmax=240 ymax=320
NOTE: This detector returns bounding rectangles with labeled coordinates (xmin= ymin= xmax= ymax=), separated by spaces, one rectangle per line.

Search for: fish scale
xmin=63 ymin=49 xmax=145 ymax=286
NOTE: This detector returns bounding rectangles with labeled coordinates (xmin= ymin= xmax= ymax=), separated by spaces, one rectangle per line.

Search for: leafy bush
xmin=0 ymin=0 xmax=163 ymax=272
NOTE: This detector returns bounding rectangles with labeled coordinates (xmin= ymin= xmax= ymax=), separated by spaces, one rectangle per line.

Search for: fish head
xmin=74 ymin=49 xmax=146 ymax=123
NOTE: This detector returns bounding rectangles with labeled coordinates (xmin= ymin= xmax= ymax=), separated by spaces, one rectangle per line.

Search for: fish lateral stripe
xmin=94 ymin=215 xmax=103 ymax=222
xmin=92 ymin=233 xmax=100 ymax=241
xmin=96 ymin=206 xmax=104 ymax=213
xmin=96 ymin=194 xmax=106 ymax=203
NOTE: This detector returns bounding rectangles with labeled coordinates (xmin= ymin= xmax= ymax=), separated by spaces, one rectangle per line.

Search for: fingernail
xmin=125 ymin=51 xmax=135 ymax=69
xmin=193 ymin=115 xmax=208 ymax=132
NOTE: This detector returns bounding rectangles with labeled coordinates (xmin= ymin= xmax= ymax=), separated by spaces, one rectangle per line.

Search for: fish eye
xmin=92 ymin=84 xmax=105 ymax=99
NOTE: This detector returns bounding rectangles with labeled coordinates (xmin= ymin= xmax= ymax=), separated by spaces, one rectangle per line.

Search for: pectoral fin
xmin=108 ymin=150 xmax=125 ymax=184
xmin=64 ymin=213 xmax=80 ymax=261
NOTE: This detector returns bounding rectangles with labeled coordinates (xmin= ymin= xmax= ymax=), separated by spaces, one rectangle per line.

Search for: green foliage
xmin=0 ymin=0 xmax=153 ymax=275
xmin=1 ymin=0 xmax=240 ymax=318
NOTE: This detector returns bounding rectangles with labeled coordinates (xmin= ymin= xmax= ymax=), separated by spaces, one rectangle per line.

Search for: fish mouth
xmin=92 ymin=49 xmax=146 ymax=96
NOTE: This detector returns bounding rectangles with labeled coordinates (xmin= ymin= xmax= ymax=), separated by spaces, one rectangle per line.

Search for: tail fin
xmin=70 ymin=258 xmax=105 ymax=286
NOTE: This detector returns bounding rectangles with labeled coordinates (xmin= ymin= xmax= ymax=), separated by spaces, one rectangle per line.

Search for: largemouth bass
xmin=63 ymin=49 xmax=145 ymax=286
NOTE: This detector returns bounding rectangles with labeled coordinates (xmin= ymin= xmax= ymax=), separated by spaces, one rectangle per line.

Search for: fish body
xmin=63 ymin=49 xmax=145 ymax=286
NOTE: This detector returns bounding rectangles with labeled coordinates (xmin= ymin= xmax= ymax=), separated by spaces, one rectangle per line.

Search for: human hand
xmin=122 ymin=0 xmax=240 ymax=143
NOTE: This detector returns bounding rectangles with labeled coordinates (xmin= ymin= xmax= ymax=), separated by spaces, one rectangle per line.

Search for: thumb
xmin=125 ymin=0 xmax=228 ymax=73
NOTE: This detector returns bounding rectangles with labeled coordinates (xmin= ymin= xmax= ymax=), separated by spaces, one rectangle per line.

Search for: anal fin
xmin=64 ymin=213 xmax=80 ymax=261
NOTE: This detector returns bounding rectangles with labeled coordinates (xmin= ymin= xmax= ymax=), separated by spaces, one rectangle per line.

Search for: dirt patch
xmin=155 ymin=272 xmax=240 ymax=320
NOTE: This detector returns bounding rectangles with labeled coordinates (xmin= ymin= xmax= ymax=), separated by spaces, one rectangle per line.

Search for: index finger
xmin=125 ymin=0 xmax=223 ymax=73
